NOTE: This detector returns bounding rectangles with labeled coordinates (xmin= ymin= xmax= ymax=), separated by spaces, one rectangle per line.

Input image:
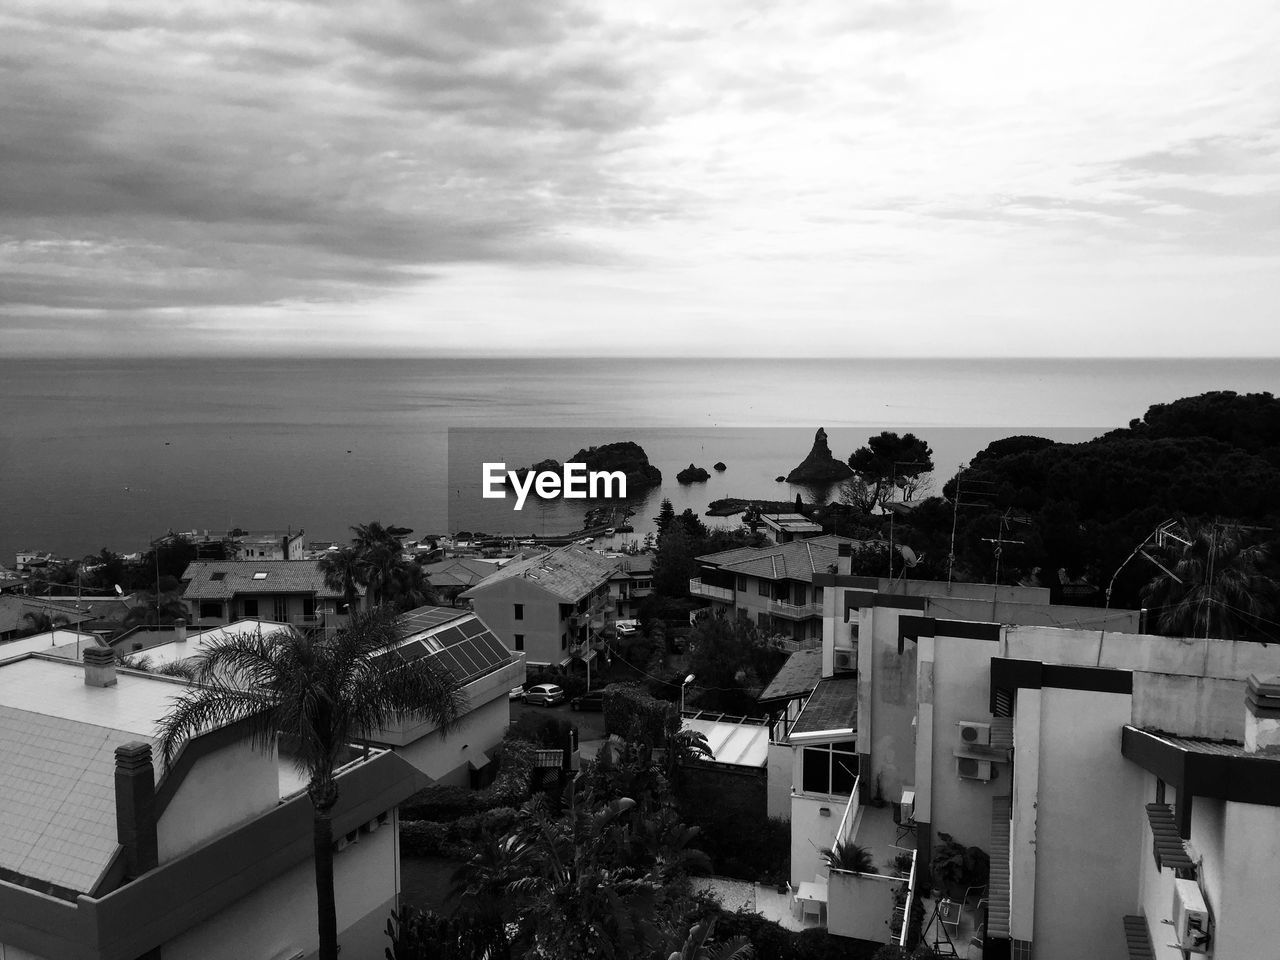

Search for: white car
xmin=614 ymin=620 xmax=638 ymax=637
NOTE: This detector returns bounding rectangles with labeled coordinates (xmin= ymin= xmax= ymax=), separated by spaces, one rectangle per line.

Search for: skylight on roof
xmin=252 ymin=572 xmax=268 ymax=580
xmin=210 ymin=572 xmax=226 ymax=581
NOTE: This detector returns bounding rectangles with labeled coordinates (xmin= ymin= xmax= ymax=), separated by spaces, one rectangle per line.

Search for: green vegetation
xmin=319 ymin=520 xmax=435 ymax=612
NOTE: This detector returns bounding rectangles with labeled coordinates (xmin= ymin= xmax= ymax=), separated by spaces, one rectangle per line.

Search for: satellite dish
xmin=114 ymin=584 xmax=124 ymax=596
xmin=896 ymin=545 xmax=921 ymax=567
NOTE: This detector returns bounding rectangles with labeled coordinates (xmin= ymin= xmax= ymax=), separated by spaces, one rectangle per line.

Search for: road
xmin=509 ymin=696 xmax=608 ymax=744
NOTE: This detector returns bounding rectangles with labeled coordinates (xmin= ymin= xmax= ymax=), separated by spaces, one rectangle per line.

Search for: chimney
xmin=1245 ymin=676 xmax=1280 ymax=755
xmin=174 ymin=618 xmax=187 ymax=644
xmin=837 ymin=541 xmax=853 ymax=576
xmin=84 ymin=645 xmax=117 ymax=687
xmin=114 ymin=742 xmax=159 ymax=877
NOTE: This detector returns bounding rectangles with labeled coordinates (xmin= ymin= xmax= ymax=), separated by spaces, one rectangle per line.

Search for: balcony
xmin=689 ymin=578 xmax=734 ymax=602
xmin=770 ymin=598 xmax=823 ymax=620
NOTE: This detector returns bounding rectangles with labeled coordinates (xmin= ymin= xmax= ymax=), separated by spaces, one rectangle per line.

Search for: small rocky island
xmin=677 ymin=463 xmax=711 ymax=484
xmin=785 ymin=427 xmax=854 ymax=484
xmin=713 ymin=461 xmax=727 ymax=471
xmin=507 ymin=441 xmax=662 ymax=491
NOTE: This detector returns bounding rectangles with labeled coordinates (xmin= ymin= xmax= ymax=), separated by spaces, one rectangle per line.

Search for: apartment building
xmin=0 ymin=652 xmax=423 ymax=960
xmin=180 ymin=560 xmax=364 ymax=628
xmin=691 ymin=535 xmax=857 ymax=645
xmin=459 ymin=545 xmax=618 ymax=670
xmin=608 ymin=554 xmax=654 ymax=620
xmin=783 ymin=543 xmax=1280 ymax=959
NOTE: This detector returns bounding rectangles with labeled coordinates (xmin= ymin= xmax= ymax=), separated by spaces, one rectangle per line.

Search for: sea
xmin=0 ymin=357 xmax=1275 ymax=563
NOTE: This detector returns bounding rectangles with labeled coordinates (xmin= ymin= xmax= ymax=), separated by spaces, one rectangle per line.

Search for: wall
xmin=467 ymin=577 xmax=567 ymax=667
xmin=1215 ymin=800 xmax=1280 ymax=958
xmin=767 ymin=742 xmax=793 ymax=820
xmin=394 ymin=691 xmax=511 ymax=785
xmin=158 ymin=738 xmax=281 ymax=863
xmin=1009 ymin=687 xmax=1040 ymax=943
xmin=0 ymin=944 xmax=49 ymax=960
xmin=827 ymin=870 xmax=901 ymax=942
xmin=789 ymin=793 xmax=841 ymax=888
xmin=162 ymin=815 xmax=398 ymax=960
xmin=1031 ymin=687 xmax=1143 ymax=960
xmin=928 ymin=634 xmax=1009 ymax=851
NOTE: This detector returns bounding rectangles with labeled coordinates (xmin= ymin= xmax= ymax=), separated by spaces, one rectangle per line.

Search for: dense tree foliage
xmin=847 ymin=432 xmax=935 ymax=510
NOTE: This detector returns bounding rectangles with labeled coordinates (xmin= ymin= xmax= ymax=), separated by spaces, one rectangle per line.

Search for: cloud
xmin=2 ymin=0 xmax=1279 ymax=356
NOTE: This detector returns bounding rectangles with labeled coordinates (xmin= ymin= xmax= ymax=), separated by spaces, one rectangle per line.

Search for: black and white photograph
xmin=1 ymin=2 xmax=1278 ymax=958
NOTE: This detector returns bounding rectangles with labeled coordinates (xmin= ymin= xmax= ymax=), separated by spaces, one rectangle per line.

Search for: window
xmin=253 ymin=571 xmax=268 ymax=580
xmin=758 ymin=579 xmax=770 ymax=597
xmin=243 ymin=597 xmax=259 ymax=618
xmin=801 ymin=741 xmax=859 ymax=796
xmin=302 ymin=597 xmax=315 ymax=618
xmin=814 ymin=586 xmax=824 ymax=604
xmin=199 ymin=601 xmax=222 ymax=619
xmin=514 ymin=633 xmax=524 ymax=651
xmin=274 ymin=596 xmax=288 ymax=622
xmin=210 ymin=571 xmax=227 ymax=582
xmin=634 ymin=579 xmax=652 ymax=590
xmin=736 ymin=575 xmax=747 ymax=592
xmin=514 ymin=603 xmax=524 ymax=621
xmin=757 ymin=612 xmax=770 ymax=631
xmin=561 ymin=632 xmax=568 ymax=650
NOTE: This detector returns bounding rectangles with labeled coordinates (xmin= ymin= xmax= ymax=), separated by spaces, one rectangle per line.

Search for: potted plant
xmin=820 ymin=839 xmax=876 ymax=874
xmin=929 ymin=833 xmax=967 ymax=898
xmin=871 ymin=773 xmax=888 ymax=808
xmin=894 ymin=851 xmax=914 ymax=877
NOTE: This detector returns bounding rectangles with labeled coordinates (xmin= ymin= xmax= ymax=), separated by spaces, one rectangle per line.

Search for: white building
xmin=0 ymin=651 xmax=423 ymax=960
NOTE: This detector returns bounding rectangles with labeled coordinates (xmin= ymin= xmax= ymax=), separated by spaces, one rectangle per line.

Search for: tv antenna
xmin=981 ymin=509 xmax=1031 ymax=611
xmin=946 ymin=470 xmax=998 ymax=585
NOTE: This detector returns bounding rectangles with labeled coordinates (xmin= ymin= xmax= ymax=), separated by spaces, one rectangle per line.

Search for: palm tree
xmin=156 ymin=609 xmax=466 ymax=960
xmin=821 ymin=839 xmax=876 ymax=874
xmin=646 ymin=918 xmax=753 ymax=960
xmin=317 ymin=544 xmax=367 ymax=615
xmin=1140 ymin=520 xmax=1278 ymax=641
xmin=123 ymin=595 xmax=189 ymax=628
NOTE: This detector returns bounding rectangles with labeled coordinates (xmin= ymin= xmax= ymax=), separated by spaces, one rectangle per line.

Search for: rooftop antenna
xmin=981 ymin=508 xmax=1030 ymax=615
xmin=887 ymin=460 xmax=930 ymax=588
xmin=947 ymin=469 xmax=997 ymax=585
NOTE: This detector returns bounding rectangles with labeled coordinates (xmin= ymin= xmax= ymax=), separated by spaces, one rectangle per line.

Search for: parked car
xmin=509 ymin=684 xmax=526 ymax=700
xmin=570 ymin=688 xmax=607 ymax=712
xmin=614 ymin=619 xmax=638 ymax=637
xmin=523 ymin=683 xmax=566 ymax=706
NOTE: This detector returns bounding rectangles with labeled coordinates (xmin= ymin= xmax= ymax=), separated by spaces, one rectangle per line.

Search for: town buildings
xmin=179 ymin=560 xmax=364 ymax=629
xmin=459 ymin=544 xmax=617 ymax=671
xmin=0 ymin=651 xmax=423 ymax=960
xmin=779 ymin=542 xmax=1280 ymax=958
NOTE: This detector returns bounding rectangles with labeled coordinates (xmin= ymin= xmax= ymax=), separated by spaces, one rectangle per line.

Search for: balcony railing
xmin=689 ymin=578 xmax=733 ymax=601
xmin=770 ymin=598 xmax=823 ymax=619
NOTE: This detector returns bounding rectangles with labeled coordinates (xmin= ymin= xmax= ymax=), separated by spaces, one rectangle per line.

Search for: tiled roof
xmin=181 ymin=560 xmax=360 ymax=599
xmin=696 ymin=535 xmax=859 ymax=584
xmin=790 ymin=676 xmax=858 ymax=737
xmin=460 ymin=546 xmax=619 ymax=602
xmin=0 ymin=704 xmax=145 ymax=894
xmin=609 ymin=555 xmax=654 ymax=579
xmin=760 ymin=649 xmax=823 ymax=703
xmin=1139 ymin=730 xmax=1279 ymax=760
xmin=420 ymin=557 xmax=501 ymax=589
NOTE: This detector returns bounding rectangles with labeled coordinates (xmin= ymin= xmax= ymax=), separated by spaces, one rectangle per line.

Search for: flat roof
xmin=683 ymin=717 xmax=769 ymax=767
xmin=0 ymin=655 xmax=188 ymax=735
xmin=121 ymin=619 xmax=292 ymax=669
xmin=0 ymin=628 xmax=103 ymax=661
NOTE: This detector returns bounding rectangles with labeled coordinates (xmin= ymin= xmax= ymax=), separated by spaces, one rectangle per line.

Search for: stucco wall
xmin=158 ymin=738 xmax=281 ymax=863
xmin=789 ymin=793 xmax=842 ymax=888
xmin=395 ymin=692 xmax=511 ymax=784
xmin=162 ymin=814 xmax=399 ymax=960
xmin=827 ymin=870 xmax=900 ymax=942
xmin=1032 ymin=687 xmax=1143 ymax=960
xmin=767 ymin=742 xmax=793 ymax=820
xmin=468 ymin=577 xmax=568 ymax=667
xmin=1212 ymin=799 xmax=1280 ymax=959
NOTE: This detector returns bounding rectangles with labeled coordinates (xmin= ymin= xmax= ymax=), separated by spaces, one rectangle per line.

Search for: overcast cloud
xmin=2 ymin=0 xmax=1279 ymax=357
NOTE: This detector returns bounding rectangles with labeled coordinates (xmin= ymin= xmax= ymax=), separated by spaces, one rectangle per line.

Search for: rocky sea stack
xmin=785 ymin=427 xmax=854 ymax=484
xmin=509 ymin=441 xmax=662 ymax=490
xmin=677 ymin=463 xmax=711 ymax=484
xmin=713 ymin=461 xmax=727 ymax=471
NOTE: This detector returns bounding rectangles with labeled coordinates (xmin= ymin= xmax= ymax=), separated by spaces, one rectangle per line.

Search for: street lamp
xmin=680 ymin=674 xmax=695 ymax=715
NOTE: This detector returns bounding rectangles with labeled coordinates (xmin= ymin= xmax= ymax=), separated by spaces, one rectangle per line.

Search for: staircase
xmin=988 ymin=795 xmax=1011 ymax=937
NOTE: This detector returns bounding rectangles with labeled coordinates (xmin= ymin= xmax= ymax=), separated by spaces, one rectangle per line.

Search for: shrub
xmin=399 ymin=820 xmax=448 ymax=857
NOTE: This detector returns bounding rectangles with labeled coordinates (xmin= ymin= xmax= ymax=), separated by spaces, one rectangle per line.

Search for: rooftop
xmin=119 ymin=619 xmax=293 ymax=669
xmin=391 ymin=606 xmax=517 ymax=686
xmin=460 ymin=545 xmax=619 ymax=602
xmin=696 ymin=535 xmax=860 ymax=584
xmin=760 ymin=648 xmax=824 ymax=703
xmin=761 ymin=513 xmax=824 ymax=535
xmin=180 ymin=560 xmax=361 ymax=599
xmin=683 ymin=716 xmax=769 ymax=767
xmin=0 ymin=595 xmax=111 ymax=635
xmin=420 ymin=556 xmax=503 ymax=589
xmin=790 ymin=676 xmax=859 ymax=738
xmin=0 ymin=628 xmax=102 ymax=662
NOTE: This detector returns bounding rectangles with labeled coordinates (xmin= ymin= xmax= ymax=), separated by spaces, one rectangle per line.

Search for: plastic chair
xmin=938 ymin=898 xmax=962 ymax=939
xmin=801 ymin=898 xmax=824 ymax=925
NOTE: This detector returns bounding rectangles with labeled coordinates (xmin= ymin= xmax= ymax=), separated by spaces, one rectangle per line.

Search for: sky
xmin=2 ymin=0 xmax=1279 ymax=358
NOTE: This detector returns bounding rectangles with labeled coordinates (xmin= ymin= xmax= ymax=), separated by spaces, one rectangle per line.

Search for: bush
xmin=506 ymin=711 xmax=577 ymax=749
xmin=400 ymin=742 xmax=536 ymax=822
xmin=399 ymin=820 xmax=449 ymax=857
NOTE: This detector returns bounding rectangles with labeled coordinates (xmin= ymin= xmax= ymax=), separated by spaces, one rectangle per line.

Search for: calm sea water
xmin=0 ymin=357 xmax=1274 ymax=562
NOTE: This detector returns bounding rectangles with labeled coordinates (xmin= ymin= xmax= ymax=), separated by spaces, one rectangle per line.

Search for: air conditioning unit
xmin=958 ymin=721 xmax=992 ymax=746
xmin=1172 ymin=878 xmax=1212 ymax=951
xmin=956 ymin=757 xmax=993 ymax=781
xmin=833 ymin=649 xmax=856 ymax=673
